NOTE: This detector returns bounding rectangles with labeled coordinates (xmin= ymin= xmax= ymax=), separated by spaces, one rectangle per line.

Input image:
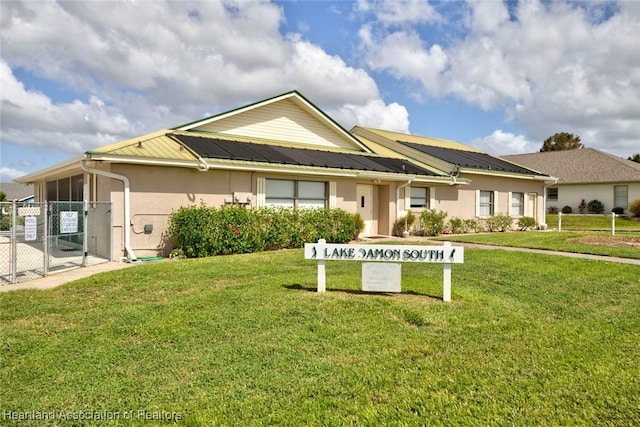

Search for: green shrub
xmin=486 ymin=213 xmax=513 ymax=232
xmin=464 ymin=219 xmax=482 ymax=233
xmin=448 ymin=217 xmax=465 ymax=234
xmin=352 ymin=213 xmax=365 ymax=239
xmin=629 ymin=199 xmax=640 ymax=217
xmin=612 ymin=207 xmax=625 ymax=215
xmin=393 ymin=210 xmax=416 ymax=236
xmin=419 ymin=209 xmax=448 ymax=236
xmin=0 ymin=216 xmax=10 ymax=231
xmin=587 ymin=199 xmax=604 ymax=214
xmin=169 ymin=205 xmax=357 ymax=258
xmin=561 ymin=205 xmax=572 ymax=214
xmin=517 ymin=216 xmax=537 ymax=231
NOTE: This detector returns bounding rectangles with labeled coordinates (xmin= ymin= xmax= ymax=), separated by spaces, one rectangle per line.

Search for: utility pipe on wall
xmin=81 ymin=160 xmax=137 ymax=262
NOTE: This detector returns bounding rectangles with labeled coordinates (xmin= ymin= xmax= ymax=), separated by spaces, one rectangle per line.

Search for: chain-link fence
xmin=0 ymin=201 xmax=112 ymax=285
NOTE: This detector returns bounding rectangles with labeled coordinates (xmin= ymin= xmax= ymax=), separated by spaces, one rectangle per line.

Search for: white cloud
xmin=329 ymin=100 xmax=410 ymax=133
xmin=1 ymin=166 xmax=28 ymax=181
xmin=470 ymin=130 xmax=535 ymax=155
xmin=356 ymin=0 xmax=442 ymax=26
xmin=359 ymin=0 xmax=640 ymax=156
xmin=0 ymin=0 xmax=403 ymax=164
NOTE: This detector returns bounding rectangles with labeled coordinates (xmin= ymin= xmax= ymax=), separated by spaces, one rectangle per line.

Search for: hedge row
xmin=168 ymin=205 xmax=359 ymax=258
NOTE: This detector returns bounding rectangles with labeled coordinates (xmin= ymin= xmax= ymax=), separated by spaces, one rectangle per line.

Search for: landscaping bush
xmin=392 ymin=210 xmax=416 ymax=236
xmin=418 ymin=209 xmax=448 ymax=236
xmin=169 ymin=205 xmax=357 ymax=258
xmin=517 ymin=216 xmax=537 ymax=231
xmin=486 ymin=213 xmax=513 ymax=232
xmin=629 ymin=199 xmax=640 ymax=217
xmin=447 ymin=217 xmax=466 ymax=234
xmin=587 ymin=199 xmax=605 ymax=214
xmin=612 ymin=207 xmax=625 ymax=215
xmin=464 ymin=219 xmax=482 ymax=233
xmin=561 ymin=205 xmax=572 ymax=214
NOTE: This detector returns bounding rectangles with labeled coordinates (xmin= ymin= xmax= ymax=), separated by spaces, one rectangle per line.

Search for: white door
xmin=356 ymin=184 xmax=374 ymax=236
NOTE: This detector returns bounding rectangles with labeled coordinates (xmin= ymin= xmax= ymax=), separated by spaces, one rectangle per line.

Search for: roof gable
xmin=503 ymin=148 xmax=640 ymax=184
xmin=175 ymin=91 xmax=371 ymax=153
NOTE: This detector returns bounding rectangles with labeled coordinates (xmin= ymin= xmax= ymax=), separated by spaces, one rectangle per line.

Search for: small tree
xmin=628 ymin=153 xmax=640 ymax=163
xmin=540 ymin=132 xmax=583 ymax=152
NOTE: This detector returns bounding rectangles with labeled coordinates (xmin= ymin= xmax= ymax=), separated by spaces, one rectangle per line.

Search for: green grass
xmin=1 ymin=249 xmax=639 ymax=425
xmin=546 ymin=213 xmax=640 ymax=231
xmin=434 ymin=231 xmax=640 ymax=259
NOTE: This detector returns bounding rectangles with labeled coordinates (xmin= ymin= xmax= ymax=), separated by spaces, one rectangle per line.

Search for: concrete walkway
xmin=1 ymin=240 xmax=638 ymax=293
xmin=0 ymin=261 xmax=138 ymax=293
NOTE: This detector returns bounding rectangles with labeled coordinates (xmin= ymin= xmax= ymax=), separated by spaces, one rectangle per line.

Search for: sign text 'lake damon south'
xmin=304 ymin=243 xmax=464 ymax=263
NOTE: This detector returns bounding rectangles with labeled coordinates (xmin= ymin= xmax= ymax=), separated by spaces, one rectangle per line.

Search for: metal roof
xmin=173 ymin=133 xmax=442 ymax=177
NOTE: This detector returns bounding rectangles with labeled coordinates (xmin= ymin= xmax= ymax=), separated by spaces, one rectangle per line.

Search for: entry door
xmin=356 ymin=184 xmax=374 ymax=236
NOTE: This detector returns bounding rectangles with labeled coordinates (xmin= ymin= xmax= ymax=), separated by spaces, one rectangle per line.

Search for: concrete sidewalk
xmin=0 ymin=261 xmax=138 ymax=292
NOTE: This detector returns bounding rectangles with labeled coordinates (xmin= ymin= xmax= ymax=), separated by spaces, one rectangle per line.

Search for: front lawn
xmin=1 ymin=249 xmax=639 ymax=425
xmin=546 ymin=213 xmax=640 ymax=231
xmin=434 ymin=231 xmax=640 ymax=259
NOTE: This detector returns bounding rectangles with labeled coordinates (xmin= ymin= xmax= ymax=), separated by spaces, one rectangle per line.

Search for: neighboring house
xmin=1 ymin=182 xmax=35 ymax=203
xmin=17 ymin=91 xmax=551 ymax=261
xmin=503 ymin=148 xmax=640 ymax=214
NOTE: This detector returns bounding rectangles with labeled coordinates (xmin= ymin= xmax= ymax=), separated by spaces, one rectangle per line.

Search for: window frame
xmin=510 ymin=192 xmax=524 ymax=217
xmin=265 ymin=179 xmax=328 ymax=209
xmin=547 ymin=187 xmax=558 ymax=201
xmin=409 ymin=186 xmax=429 ymax=209
xmin=478 ymin=190 xmax=494 ymax=217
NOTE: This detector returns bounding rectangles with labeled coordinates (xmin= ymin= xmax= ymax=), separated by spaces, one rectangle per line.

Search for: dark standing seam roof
xmin=173 ymin=133 xmax=442 ymax=176
xmin=399 ymin=141 xmax=547 ymax=176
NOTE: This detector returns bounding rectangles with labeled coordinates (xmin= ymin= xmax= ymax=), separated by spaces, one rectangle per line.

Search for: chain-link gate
xmin=0 ymin=201 xmax=112 ymax=285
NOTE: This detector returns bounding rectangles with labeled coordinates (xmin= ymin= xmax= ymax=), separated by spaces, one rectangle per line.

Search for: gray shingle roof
xmin=502 ymin=148 xmax=640 ymax=184
xmin=0 ymin=182 xmax=34 ymax=201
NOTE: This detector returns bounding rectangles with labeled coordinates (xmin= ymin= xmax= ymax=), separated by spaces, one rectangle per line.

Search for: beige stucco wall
xmin=417 ymin=173 xmax=547 ymax=228
xmin=547 ymin=182 xmax=640 ymax=214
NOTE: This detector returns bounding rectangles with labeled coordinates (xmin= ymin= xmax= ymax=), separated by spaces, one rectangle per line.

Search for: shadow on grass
xmin=284 ymin=283 xmax=442 ymax=300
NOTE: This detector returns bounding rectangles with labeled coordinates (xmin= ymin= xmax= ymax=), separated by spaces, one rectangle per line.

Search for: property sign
xmin=24 ymin=216 xmax=37 ymax=241
xmin=304 ymin=240 xmax=464 ymax=301
xmin=362 ymin=262 xmax=401 ymax=293
xmin=60 ymin=211 xmax=78 ymax=234
xmin=304 ymin=243 xmax=463 ymax=263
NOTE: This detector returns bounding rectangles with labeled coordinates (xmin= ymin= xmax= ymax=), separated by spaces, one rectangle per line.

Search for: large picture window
xmin=510 ymin=192 xmax=524 ymax=217
xmin=410 ymin=187 xmax=429 ymax=209
xmin=265 ymin=179 xmax=327 ymax=208
xmin=479 ymin=190 xmax=494 ymax=217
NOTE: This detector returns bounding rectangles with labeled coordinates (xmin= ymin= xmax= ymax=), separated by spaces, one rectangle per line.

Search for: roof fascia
xmin=14 ymin=155 xmax=84 ymax=184
xmin=461 ymin=169 xmax=556 ymax=181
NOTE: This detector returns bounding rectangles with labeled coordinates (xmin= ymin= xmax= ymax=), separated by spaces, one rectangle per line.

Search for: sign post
xmin=304 ymin=240 xmax=464 ymax=301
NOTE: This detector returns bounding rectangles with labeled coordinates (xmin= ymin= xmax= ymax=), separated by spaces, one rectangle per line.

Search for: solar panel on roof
xmin=399 ymin=141 xmax=544 ymax=175
xmin=173 ymin=133 xmax=441 ymax=176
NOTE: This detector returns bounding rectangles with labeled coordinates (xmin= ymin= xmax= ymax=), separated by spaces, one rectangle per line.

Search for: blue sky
xmin=1 ymin=0 xmax=639 ymax=181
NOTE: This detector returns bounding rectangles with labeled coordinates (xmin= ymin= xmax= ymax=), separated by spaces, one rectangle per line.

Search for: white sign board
xmin=304 ymin=240 xmax=464 ymax=301
xmin=60 ymin=211 xmax=78 ymax=234
xmin=362 ymin=262 xmax=401 ymax=293
xmin=24 ymin=216 xmax=37 ymax=241
xmin=304 ymin=243 xmax=463 ymax=263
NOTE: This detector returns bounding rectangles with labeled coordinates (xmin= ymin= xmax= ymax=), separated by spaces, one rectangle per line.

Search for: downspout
xmin=396 ymin=179 xmax=413 ymax=231
xmin=81 ymin=159 xmax=137 ymax=262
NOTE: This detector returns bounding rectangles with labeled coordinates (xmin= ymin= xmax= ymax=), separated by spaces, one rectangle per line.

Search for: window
xmin=45 ymin=174 xmax=84 ymax=201
xmin=547 ymin=187 xmax=558 ymax=201
xmin=410 ymin=187 xmax=429 ymax=209
xmin=265 ymin=179 xmax=327 ymax=208
xmin=614 ymin=185 xmax=628 ymax=210
xmin=510 ymin=192 xmax=524 ymax=216
xmin=479 ymin=190 xmax=494 ymax=217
